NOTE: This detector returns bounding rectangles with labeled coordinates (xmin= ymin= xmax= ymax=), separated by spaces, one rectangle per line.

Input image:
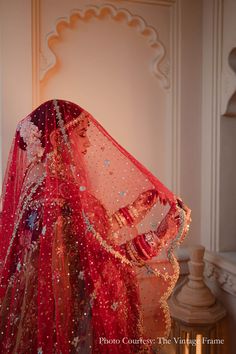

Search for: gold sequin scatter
xmin=3 ymin=172 xmax=46 ymax=267
xmin=53 ymin=99 xmax=70 ymax=148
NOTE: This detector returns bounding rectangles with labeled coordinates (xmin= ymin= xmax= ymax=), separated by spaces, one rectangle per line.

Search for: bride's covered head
xmin=17 ymin=99 xmax=91 ymax=162
xmin=5 ymin=98 xmax=178 ymax=227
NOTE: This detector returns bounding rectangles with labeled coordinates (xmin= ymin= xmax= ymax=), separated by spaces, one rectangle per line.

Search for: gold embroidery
xmin=64 ymin=111 xmax=89 ymax=130
xmin=149 ymin=203 xmax=191 ymax=339
xmin=3 ymin=172 xmax=46 ymax=267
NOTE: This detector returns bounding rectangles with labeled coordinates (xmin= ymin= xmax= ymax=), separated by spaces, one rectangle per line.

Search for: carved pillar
xmin=169 ymin=245 xmax=226 ymax=354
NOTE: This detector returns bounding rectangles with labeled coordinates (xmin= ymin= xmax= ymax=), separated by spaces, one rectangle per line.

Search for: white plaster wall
xmin=0 ymin=0 xmax=32 ymax=180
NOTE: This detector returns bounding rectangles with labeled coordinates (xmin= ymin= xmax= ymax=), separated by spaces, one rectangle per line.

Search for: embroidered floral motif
xmin=4 ymin=172 xmax=46 ymax=268
xmin=89 ymin=290 xmax=97 ymax=308
xmin=17 ymin=116 xmax=45 ymax=162
xmin=72 ymin=336 xmax=80 ymax=348
xmin=56 ymin=245 xmax=64 ymax=257
xmin=27 ymin=210 xmax=38 ymax=230
xmin=111 ymin=301 xmax=119 ymax=311
xmin=145 ymin=265 xmax=155 ymax=275
xmin=150 ymin=221 xmax=158 ymax=229
xmin=104 ymin=159 xmax=110 ymax=167
xmin=16 ymin=261 xmax=21 ymax=272
xmin=78 ymin=270 xmax=85 ymax=280
xmin=144 ymin=231 xmax=156 ymax=248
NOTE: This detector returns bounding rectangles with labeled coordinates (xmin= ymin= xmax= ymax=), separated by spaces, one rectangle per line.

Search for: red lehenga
xmin=0 ymin=99 xmax=191 ymax=354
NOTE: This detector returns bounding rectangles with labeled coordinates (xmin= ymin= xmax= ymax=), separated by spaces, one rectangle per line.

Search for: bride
xmin=0 ymin=99 xmax=191 ymax=354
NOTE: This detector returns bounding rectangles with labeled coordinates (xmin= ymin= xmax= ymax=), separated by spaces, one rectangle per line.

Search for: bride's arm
xmin=120 ymin=198 xmax=191 ymax=267
xmin=108 ymin=189 xmax=158 ymax=233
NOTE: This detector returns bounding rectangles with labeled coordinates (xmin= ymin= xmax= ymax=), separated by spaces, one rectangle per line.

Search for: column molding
xmin=201 ymin=0 xmax=223 ymax=252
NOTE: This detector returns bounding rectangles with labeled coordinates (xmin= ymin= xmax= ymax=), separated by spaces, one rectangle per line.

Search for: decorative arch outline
xmin=224 ymin=47 xmax=236 ymax=117
xmin=40 ymin=4 xmax=170 ymax=89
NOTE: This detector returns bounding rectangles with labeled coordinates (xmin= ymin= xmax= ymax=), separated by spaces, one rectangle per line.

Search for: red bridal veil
xmin=0 ymin=99 xmax=191 ymax=354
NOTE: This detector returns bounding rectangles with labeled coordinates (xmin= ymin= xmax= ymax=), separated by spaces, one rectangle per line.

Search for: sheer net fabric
xmin=0 ymin=99 xmax=191 ymax=354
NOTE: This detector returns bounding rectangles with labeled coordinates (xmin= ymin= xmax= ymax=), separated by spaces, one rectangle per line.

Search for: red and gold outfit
xmin=0 ymin=99 xmax=191 ymax=354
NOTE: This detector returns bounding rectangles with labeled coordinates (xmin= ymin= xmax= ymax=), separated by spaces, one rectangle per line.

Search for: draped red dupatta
xmin=0 ymin=99 xmax=191 ymax=353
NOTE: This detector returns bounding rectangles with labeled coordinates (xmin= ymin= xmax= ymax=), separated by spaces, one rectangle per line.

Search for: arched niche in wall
xmin=40 ymin=5 xmax=170 ymax=90
xmin=220 ymin=47 xmax=236 ymax=251
xmin=37 ymin=4 xmax=174 ymax=185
